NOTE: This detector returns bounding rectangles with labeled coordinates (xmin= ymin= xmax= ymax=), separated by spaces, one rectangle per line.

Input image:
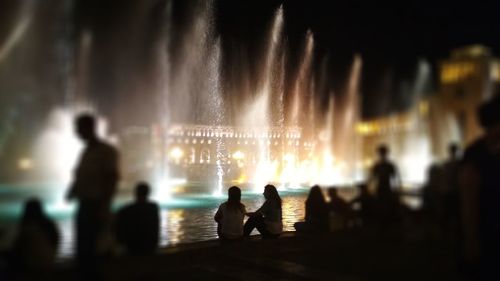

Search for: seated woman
xmin=9 ymin=198 xmax=59 ymax=274
xmin=214 ymin=186 xmax=246 ymax=240
xmin=294 ymin=185 xmax=329 ymax=232
xmin=244 ymin=185 xmax=283 ymax=238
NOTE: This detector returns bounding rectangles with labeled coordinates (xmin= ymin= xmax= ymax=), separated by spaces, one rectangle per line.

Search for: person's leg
xmin=76 ymin=201 xmax=101 ymax=280
xmin=252 ymin=216 xmax=273 ymax=238
xmin=243 ymin=216 xmax=258 ymax=236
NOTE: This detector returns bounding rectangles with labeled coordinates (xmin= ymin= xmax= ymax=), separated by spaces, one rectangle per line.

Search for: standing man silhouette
xmin=370 ymin=145 xmax=401 ymax=224
xmin=370 ymin=145 xmax=401 ymax=202
xmin=67 ymin=114 xmax=119 ymax=278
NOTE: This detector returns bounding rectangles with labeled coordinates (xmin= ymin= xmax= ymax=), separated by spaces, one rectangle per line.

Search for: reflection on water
xmin=0 ymin=183 xmax=311 ymax=259
xmin=158 ymin=195 xmax=305 ymax=251
xmin=0 ymin=184 xmax=421 ymax=259
xmin=163 ymin=209 xmax=184 ymax=246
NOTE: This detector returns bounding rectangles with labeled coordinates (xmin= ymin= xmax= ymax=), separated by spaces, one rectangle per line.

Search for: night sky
xmin=1 ymin=0 xmax=500 ymax=120
xmin=217 ymin=0 xmax=500 ymax=116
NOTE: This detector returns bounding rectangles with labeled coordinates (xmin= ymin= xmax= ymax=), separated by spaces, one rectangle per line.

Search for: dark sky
xmin=217 ymin=0 xmax=500 ymax=62
xmin=219 ymin=0 xmax=500 ymax=116
xmin=1 ymin=0 xmax=500 ymax=120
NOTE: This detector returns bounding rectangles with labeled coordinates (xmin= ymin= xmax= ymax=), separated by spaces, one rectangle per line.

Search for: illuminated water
xmin=0 ymin=183 xmax=314 ymax=259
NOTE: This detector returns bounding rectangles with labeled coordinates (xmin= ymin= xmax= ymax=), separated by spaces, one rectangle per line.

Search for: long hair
xmin=227 ymin=186 xmax=244 ymax=212
xmin=264 ymin=184 xmax=281 ymax=210
xmin=306 ymin=185 xmax=326 ymax=205
xmin=306 ymin=185 xmax=327 ymax=222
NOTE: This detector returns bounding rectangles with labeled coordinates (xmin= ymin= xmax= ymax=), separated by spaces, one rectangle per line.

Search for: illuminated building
xmin=358 ymin=45 xmax=500 ymax=172
xmin=164 ymin=125 xmax=304 ymax=181
xmin=436 ymin=45 xmax=500 ymax=147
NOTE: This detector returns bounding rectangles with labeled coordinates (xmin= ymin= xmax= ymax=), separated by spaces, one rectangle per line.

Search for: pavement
xmin=51 ymin=227 xmax=463 ymax=281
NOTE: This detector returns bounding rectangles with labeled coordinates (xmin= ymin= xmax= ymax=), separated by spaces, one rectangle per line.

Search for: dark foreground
xmin=51 ymin=229 xmax=463 ymax=281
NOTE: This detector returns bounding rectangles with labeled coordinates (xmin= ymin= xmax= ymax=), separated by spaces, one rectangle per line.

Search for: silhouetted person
xmin=421 ymin=164 xmax=442 ymax=220
xmin=370 ymin=145 xmax=401 ymax=201
xmin=67 ymin=114 xmax=119 ymax=278
xmin=460 ymin=96 xmax=500 ymax=279
xmin=350 ymin=183 xmax=377 ymax=227
xmin=9 ymin=198 xmax=59 ymax=275
xmin=369 ymin=145 xmax=401 ymax=226
xmin=327 ymin=187 xmax=351 ymax=217
xmin=441 ymin=143 xmax=461 ymax=230
xmin=294 ymin=185 xmax=329 ymax=232
xmin=214 ymin=186 xmax=246 ymax=240
xmin=244 ymin=185 xmax=282 ymax=238
xmin=116 ymin=182 xmax=159 ymax=255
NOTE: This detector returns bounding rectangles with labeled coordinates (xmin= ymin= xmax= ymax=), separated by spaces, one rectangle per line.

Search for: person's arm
xmin=47 ymin=220 xmax=60 ymax=249
xmin=459 ymin=163 xmax=481 ymax=263
xmin=103 ymin=148 xmax=120 ymax=201
xmin=66 ymin=168 xmax=80 ymax=201
xmin=214 ymin=205 xmax=222 ymax=222
xmin=393 ymin=165 xmax=402 ymax=192
xmin=253 ymin=201 xmax=268 ymax=217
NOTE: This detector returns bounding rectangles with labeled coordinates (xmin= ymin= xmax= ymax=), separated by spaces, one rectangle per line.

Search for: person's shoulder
xmin=96 ymin=140 xmax=118 ymax=154
xmin=118 ymin=203 xmax=135 ymax=215
xmin=462 ymin=138 xmax=487 ymax=163
xmin=147 ymin=201 xmax=160 ymax=210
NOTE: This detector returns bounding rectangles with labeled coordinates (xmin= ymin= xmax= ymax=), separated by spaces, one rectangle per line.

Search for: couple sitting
xmin=214 ymin=185 xmax=282 ymax=240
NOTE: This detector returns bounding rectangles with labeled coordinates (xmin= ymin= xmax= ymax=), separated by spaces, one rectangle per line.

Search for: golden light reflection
xmin=162 ymin=209 xmax=185 ymax=246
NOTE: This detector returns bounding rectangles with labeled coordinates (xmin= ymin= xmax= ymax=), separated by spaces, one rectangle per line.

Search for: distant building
xmin=164 ymin=124 xmax=306 ymax=182
xmin=356 ymin=45 xmax=500 ymax=181
xmin=435 ymin=45 xmax=500 ymax=147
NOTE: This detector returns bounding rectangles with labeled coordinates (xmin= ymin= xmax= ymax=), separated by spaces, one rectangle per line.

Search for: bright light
xmin=18 ymin=158 xmax=33 ymax=170
xmin=169 ymin=147 xmax=184 ymax=159
xmin=283 ymin=153 xmax=295 ymax=163
xmin=232 ymin=151 xmax=245 ymax=160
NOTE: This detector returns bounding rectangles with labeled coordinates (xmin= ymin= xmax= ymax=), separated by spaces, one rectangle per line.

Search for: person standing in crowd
xmin=214 ymin=186 xmax=246 ymax=240
xmin=460 ymin=96 xmax=500 ymax=280
xmin=244 ymin=185 xmax=283 ymax=238
xmin=116 ymin=182 xmax=159 ymax=255
xmin=370 ymin=144 xmax=401 ymax=202
xmin=440 ymin=143 xmax=461 ymax=230
xmin=327 ymin=187 xmax=353 ymax=229
xmin=9 ymin=198 xmax=59 ymax=276
xmin=350 ymin=183 xmax=377 ymax=227
xmin=369 ymin=145 xmax=402 ymax=224
xmin=294 ymin=185 xmax=329 ymax=232
xmin=67 ymin=114 xmax=119 ymax=278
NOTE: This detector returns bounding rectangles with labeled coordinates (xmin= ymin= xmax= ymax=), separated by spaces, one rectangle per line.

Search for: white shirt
xmin=215 ymin=202 xmax=246 ymax=239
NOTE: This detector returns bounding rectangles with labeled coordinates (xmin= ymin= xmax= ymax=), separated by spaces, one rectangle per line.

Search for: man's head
xmin=135 ymin=182 xmax=150 ymax=203
xmin=377 ymin=144 xmax=389 ymax=160
xmin=75 ymin=114 xmax=97 ymax=142
xmin=328 ymin=187 xmax=339 ymax=199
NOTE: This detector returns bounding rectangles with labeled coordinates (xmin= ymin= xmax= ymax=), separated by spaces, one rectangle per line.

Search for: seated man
xmin=327 ymin=187 xmax=352 ymax=230
xmin=116 ymin=182 xmax=159 ymax=255
xmin=349 ymin=184 xmax=377 ymax=227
